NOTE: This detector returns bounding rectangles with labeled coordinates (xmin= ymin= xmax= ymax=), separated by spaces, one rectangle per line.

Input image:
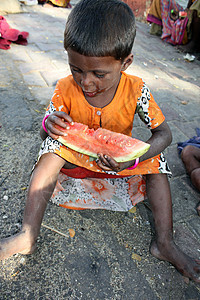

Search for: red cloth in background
xmin=0 ymin=16 xmax=29 ymax=50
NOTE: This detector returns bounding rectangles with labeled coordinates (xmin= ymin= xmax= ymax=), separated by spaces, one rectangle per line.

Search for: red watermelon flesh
xmin=58 ymin=122 xmax=150 ymax=162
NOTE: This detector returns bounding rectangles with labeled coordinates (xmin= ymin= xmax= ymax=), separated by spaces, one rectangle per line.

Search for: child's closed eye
xmin=94 ymin=72 xmax=105 ymax=78
xmin=72 ymin=68 xmax=82 ymax=73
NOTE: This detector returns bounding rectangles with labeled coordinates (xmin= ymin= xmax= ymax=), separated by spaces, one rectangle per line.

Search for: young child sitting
xmin=0 ymin=0 xmax=200 ymax=283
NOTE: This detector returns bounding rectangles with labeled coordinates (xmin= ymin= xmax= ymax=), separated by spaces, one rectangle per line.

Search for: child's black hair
xmin=64 ymin=0 xmax=136 ymax=61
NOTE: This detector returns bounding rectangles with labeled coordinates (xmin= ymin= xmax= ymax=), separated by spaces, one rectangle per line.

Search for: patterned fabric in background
xmin=38 ymin=0 xmax=71 ymax=7
xmin=147 ymin=0 xmax=200 ymax=45
xmin=161 ymin=0 xmax=188 ymax=44
xmin=49 ymin=0 xmax=70 ymax=7
xmin=147 ymin=0 xmax=188 ymax=45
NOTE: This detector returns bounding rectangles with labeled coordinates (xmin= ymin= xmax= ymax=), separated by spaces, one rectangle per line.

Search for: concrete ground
xmin=0 ymin=2 xmax=200 ymax=299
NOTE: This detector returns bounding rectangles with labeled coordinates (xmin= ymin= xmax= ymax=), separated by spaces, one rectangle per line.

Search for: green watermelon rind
xmin=58 ymin=137 xmax=150 ymax=162
xmin=58 ymin=138 xmax=99 ymax=158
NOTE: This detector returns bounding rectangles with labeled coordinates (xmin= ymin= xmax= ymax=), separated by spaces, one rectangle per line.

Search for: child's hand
xmin=45 ymin=111 xmax=73 ymax=139
xmin=96 ymin=153 xmax=135 ymax=173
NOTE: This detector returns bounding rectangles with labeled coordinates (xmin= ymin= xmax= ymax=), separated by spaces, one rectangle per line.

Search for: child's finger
xmin=49 ymin=132 xmax=60 ymax=140
xmin=54 ymin=111 xmax=74 ymax=124
xmin=97 ymin=153 xmax=110 ymax=167
xmin=104 ymin=155 xmax=120 ymax=169
xmin=49 ymin=114 xmax=68 ymax=129
xmin=96 ymin=159 xmax=113 ymax=171
xmin=46 ymin=120 xmax=67 ymax=137
xmin=97 ymin=154 xmax=120 ymax=171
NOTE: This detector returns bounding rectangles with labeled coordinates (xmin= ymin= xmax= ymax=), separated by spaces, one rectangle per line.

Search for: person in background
xmin=147 ymin=0 xmax=200 ymax=54
xmin=178 ymin=128 xmax=200 ymax=215
xmin=38 ymin=0 xmax=71 ymax=8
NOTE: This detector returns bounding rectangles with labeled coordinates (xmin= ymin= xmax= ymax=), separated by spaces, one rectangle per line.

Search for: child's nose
xmin=80 ymin=73 xmax=93 ymax=89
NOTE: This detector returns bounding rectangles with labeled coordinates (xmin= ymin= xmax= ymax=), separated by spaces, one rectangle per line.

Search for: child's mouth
xmin=84 ymin=91 xmax=97 ymax=97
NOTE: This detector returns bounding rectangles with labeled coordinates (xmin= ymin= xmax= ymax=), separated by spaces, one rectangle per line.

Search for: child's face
xmin=67 ymin=49 xmax=133 ymax=107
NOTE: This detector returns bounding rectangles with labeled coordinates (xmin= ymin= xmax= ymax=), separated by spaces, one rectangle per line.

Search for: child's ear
xmin=121 ymin=54 xmax=133 ymax=71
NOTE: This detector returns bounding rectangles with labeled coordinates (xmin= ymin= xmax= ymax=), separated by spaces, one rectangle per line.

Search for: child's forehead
xmin=67 ymin=49 xmax=121 ymax=69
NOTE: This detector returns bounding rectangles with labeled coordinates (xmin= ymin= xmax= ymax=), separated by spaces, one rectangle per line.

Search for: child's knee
xmin=36 ymin=153 xmax=66 ymax=173
xmin=182 ymin=145 xmax=200 ymax=163
xmin=190 ymin=168 xmax=200 ymax=191
xmin=181 ymin=145 xmax=194 ymax=162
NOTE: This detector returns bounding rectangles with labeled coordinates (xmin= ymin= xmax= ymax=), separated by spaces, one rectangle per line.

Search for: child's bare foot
xmin=0 ymin=231 xmax=36 ymax=261
xmin=150 ymin=240 xmax=200 ymax=283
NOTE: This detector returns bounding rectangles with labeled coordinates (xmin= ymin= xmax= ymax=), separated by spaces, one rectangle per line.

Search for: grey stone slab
xmin=34 ymin=50 xmax=69 ymax=69
xmin=182 ymin=176 xmax=200 ymax=197
xmin=41 ymin=69 xmax=70 ymax=86
xmin=152 ymin=79 xmax=176 ymax=92
xmin=186 ymin=216 xmax=200 ymax=240
xmin=25 ymin=43 xmax=42 ymax=54
xmin=152 ymin=89 xmax=192 ymax=108
xmin=173 ymin=102 xmax=200 ymax=119
xmin=164 ymin=144 xmax=186 ymax=177
xmin=158 ymin=102 xmax=181 ymax=122
xmin=51 ymin=59 xmax=70 ymax=70
xmin=171 ymin=120 xmax=200 ymax=140
xmin=0 ymin=0 xmax=23 ymax=14
xmin=174 ymin=223 xmax=200 ymax=259
xmin=127 ymin=64 xmax=158 ymax=86
xmin=132 ymin=126 xmax=152 ymax=142
xmin=29 ymin=33 xmax=64 ymax=44
xmin=22 ymin=72 xmax=48 ymax=87
xmin=133 ymin=113 xmax=147 ymax=128
xmin=167 ymin=122 xmax=189 ymax=146
xmin=30 ymin=86 xmax=55 ymax=106
xmin=18 ymin=60 xmax=56 ymax=74
xmin=170 ymin=99 xmax=200 ymax=121
xmin=36 ymin=42 xmax=64 ymax=52
xmin=182 ymin=285 xmax=200 ymax=300
xmin=0 ymin=89 xmax=32 ymax=132
xmin=6 ymin=46 xmax=33 ymax=63
xmin=25 ymin=49 xmax=48 ymax=63
xmin=170 ymin=177 xmax=199 ymax=222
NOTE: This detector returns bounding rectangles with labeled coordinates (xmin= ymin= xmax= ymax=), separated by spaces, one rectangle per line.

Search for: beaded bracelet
xmin=42 ymin=114 xmax=50 ymax=133
xmin=127 ymin=157 xmax=139 ymax=170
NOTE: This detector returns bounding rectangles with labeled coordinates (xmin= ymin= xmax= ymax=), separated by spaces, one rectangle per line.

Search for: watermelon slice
xmin=58 ymin=122 xmax=150 ymax=162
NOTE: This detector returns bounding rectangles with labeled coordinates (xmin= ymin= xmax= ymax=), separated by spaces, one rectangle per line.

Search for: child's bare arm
xmin=40 ymin=111 xmax=73 ymax=140
xmin=139 ymin=120 xmax=172 ymax=163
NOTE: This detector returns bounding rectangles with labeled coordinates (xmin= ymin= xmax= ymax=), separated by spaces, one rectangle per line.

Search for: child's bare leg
xmin=181 ymin=145 xmax=200 ymax=190
xmin=146 ymin=173 xmax=200 ymax=282
xmin=0 ymin=153 xmax=66 ymax=261
xmin=181 ymin=145 xmax=200 ymax=215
